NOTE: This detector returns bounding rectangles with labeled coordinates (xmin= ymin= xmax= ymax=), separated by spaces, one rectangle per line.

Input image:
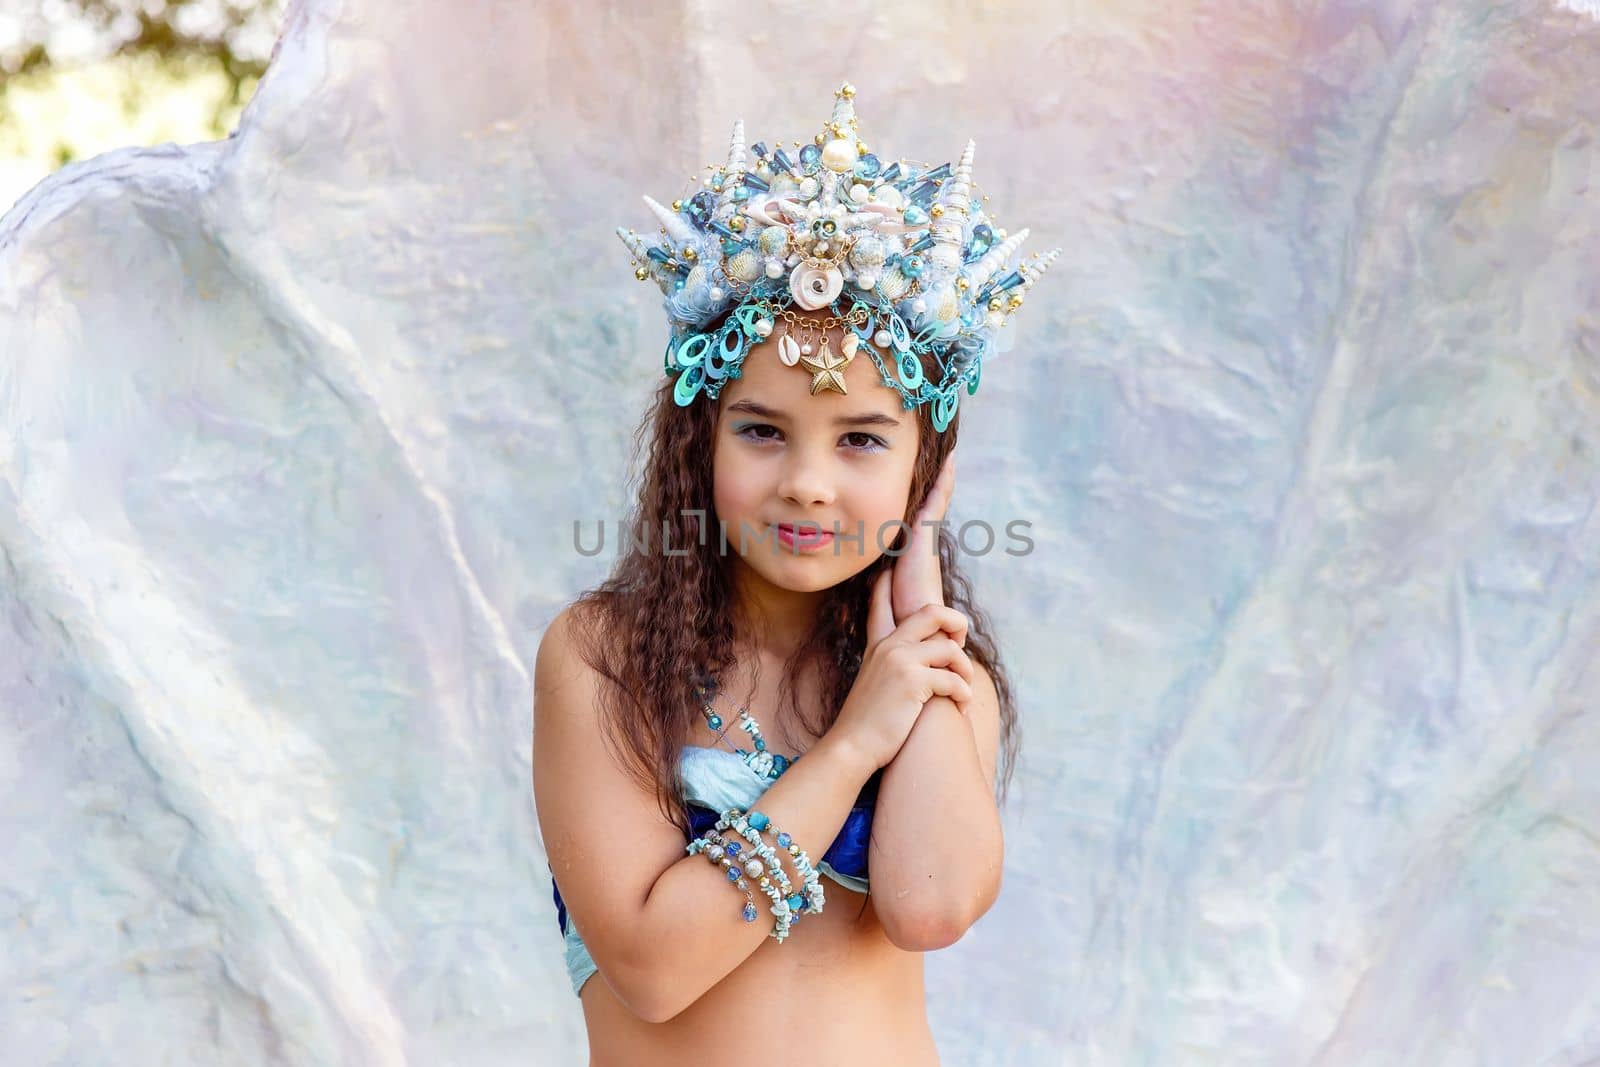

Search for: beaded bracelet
xmin=717 ymin=809 xmax=797 ymax=940
xmin=687 ymin=829 xmax=761 ymax=924
xmin=720 ymin=808 xmax=827 ymax=940
xmin=735 ymin=808 xmax=825 ymax=917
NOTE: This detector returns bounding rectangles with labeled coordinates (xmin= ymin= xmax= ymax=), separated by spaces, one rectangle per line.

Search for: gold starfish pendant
xmin=798 ymin=342 xmax=853 ymax=396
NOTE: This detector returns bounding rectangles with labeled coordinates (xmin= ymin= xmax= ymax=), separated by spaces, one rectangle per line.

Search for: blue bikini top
xmin=550 ymin=743 xmax=878 ymax=945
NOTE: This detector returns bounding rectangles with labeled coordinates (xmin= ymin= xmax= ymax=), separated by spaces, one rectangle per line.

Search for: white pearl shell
xmin=821 ymin=138 xmax=856 ymax=172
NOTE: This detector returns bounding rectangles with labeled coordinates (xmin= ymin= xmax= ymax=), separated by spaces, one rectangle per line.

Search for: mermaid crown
xmin=617 ymin=82 xmax=1060 ymax=432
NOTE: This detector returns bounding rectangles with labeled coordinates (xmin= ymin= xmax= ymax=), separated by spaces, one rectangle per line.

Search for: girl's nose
xmin=778 ymin=452 xmax=836 ymax=507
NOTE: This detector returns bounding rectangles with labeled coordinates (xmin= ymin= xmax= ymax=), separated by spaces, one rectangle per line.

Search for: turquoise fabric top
xmin=555 ymin=744 xmax=875 ymax=997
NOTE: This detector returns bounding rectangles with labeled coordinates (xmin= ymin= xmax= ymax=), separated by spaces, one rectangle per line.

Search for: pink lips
xmin=774 ymin=523 xmax=834 ymax=552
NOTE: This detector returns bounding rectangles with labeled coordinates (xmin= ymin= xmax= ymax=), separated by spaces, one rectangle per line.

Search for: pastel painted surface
xmin=4 ymin=1 xmax=1600 ymax=1064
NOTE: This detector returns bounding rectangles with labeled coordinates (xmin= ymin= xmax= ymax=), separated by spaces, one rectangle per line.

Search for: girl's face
xmin=712 ymin=322 xmax=920 ymax=594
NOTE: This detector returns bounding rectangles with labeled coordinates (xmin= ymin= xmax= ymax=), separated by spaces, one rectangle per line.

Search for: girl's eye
xmin=842 ymin=432 xmax=887 ymax=452
xmin=736 ymin=425 xmax=887 ymax=453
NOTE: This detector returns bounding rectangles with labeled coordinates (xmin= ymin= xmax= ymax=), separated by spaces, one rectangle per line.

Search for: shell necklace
xmin=694 ymin=673 xmax=801 ymax=781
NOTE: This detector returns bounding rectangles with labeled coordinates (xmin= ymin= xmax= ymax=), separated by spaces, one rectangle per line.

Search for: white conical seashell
xmin=940 ymin=139 xmax=976 ymax=217
xmin=643 ymin=194 xmax=699 ymax=246
xmin=841 ymin=332 xmax=860 ymax=359
xmin=778 ymin=334 xmax=802 ymax=366
xmin=616 ymin=227 xmax=669 ymax=291
xmin=969 ymin=227 xmax=1031 ymax=294
xmin=928 ymin=140 xmax=975 ymax=272
xmin=726 ymin=119 xmax=747 ymax=173
xmin=830 ymin=91 xmax=856 ymax=135
xmin=1017 ymin=248 xmax=1063 ymax=294
xmin=615 ymin=226 xmax=654 ymax=263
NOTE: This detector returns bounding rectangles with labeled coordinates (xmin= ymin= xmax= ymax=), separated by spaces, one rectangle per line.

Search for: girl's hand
xmin=831 ymin=568 xmax=974 ymax=771
xmin=892 ymin=452 xmax=957 ymax=628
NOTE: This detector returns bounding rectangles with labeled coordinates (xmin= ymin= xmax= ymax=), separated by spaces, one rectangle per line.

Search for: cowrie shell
xmin=840 ymin=333 xmax=859 ymax=359
xmin=778 ymin=334 xmax=802 ymax=366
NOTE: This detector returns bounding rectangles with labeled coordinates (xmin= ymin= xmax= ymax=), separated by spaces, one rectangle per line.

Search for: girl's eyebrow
xmin=724 ymin=398 xmax=902 ymax=430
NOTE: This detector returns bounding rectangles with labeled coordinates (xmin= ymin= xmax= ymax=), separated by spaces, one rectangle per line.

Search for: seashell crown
xmin=617 ymin=82 xmax=1060 ymax=432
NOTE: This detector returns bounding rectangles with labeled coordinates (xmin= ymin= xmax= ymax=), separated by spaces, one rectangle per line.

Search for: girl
xmin=533 ymin=83 xmax=1055 ymax=1064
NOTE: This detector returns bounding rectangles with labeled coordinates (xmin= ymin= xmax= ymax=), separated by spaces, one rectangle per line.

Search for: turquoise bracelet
xmin=718 ymin=807 xmax=824 ymax=940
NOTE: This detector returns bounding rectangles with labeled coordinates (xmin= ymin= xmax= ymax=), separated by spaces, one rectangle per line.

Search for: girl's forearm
xmin=607 ymin=728 xmax=877 ymax=1023
xmin=867 ymin=696 xmax=1004 ymax=949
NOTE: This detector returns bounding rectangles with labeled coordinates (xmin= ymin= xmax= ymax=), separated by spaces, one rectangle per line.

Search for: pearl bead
xmin=801 ymin=343 xmax=813 ymax=355
xmin=873 ymin=330 xmax=892 ymax=348
xmin=858 ymin=274 xmax=877 ymax=290
xmin=765 ymin=260 xmax=784 ymax=278
xmin=822 ymin=138 xmax=855 ymax=172
xmin=708 ymin=845 xmax=725 ymax=861
xmin=709 ymin=287 xmax=724 ymax=301
xmin=849 ymin=183 xmax=869 ymax=202
xmin=755 ymin=318 xmax=773 ymax=337
xmin=744 ymin=858 xmax=764 ymax=878
xmin=912 ymin=298 xmax=927 ymax=314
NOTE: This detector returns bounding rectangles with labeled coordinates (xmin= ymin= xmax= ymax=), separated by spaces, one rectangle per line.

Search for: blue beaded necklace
xmin=694 ymin=673 xmax=801 ymax=781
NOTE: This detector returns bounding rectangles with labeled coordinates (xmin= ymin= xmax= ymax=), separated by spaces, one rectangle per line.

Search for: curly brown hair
xmin=566 ymin=346 xmax=1020 ymax=834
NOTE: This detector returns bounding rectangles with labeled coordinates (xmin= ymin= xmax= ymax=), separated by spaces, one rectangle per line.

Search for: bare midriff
xmin=578 ymin=884 xmax=938 ymax=1066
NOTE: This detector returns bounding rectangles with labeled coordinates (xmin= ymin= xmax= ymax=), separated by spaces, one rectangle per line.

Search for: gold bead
xmin=857 ymin=142 xmax=868 ymax=156
xmin=682 ymin=248 xmax=697 ymax=262
xmin=671 ymin=199 xmax=683 ymax=211
xmin=929 ymin=204 xmax=945 ymax=218
xmin=955 ymin=276 xmax=969 ymax=290
xmin=728 ymin=216 xmax=745 ymax=232
xmin=1007 ymin=295 xmax=1024 ymax=310
xmin=840 ymin=82 xmax=855 ymax=98
xmin=988 ymin=297 xmax=1004 ymax=312
xmin=814 ymin=132 xmax=826 ymax=145
xmin=634 ymin=267 xmax=650 ymax=281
